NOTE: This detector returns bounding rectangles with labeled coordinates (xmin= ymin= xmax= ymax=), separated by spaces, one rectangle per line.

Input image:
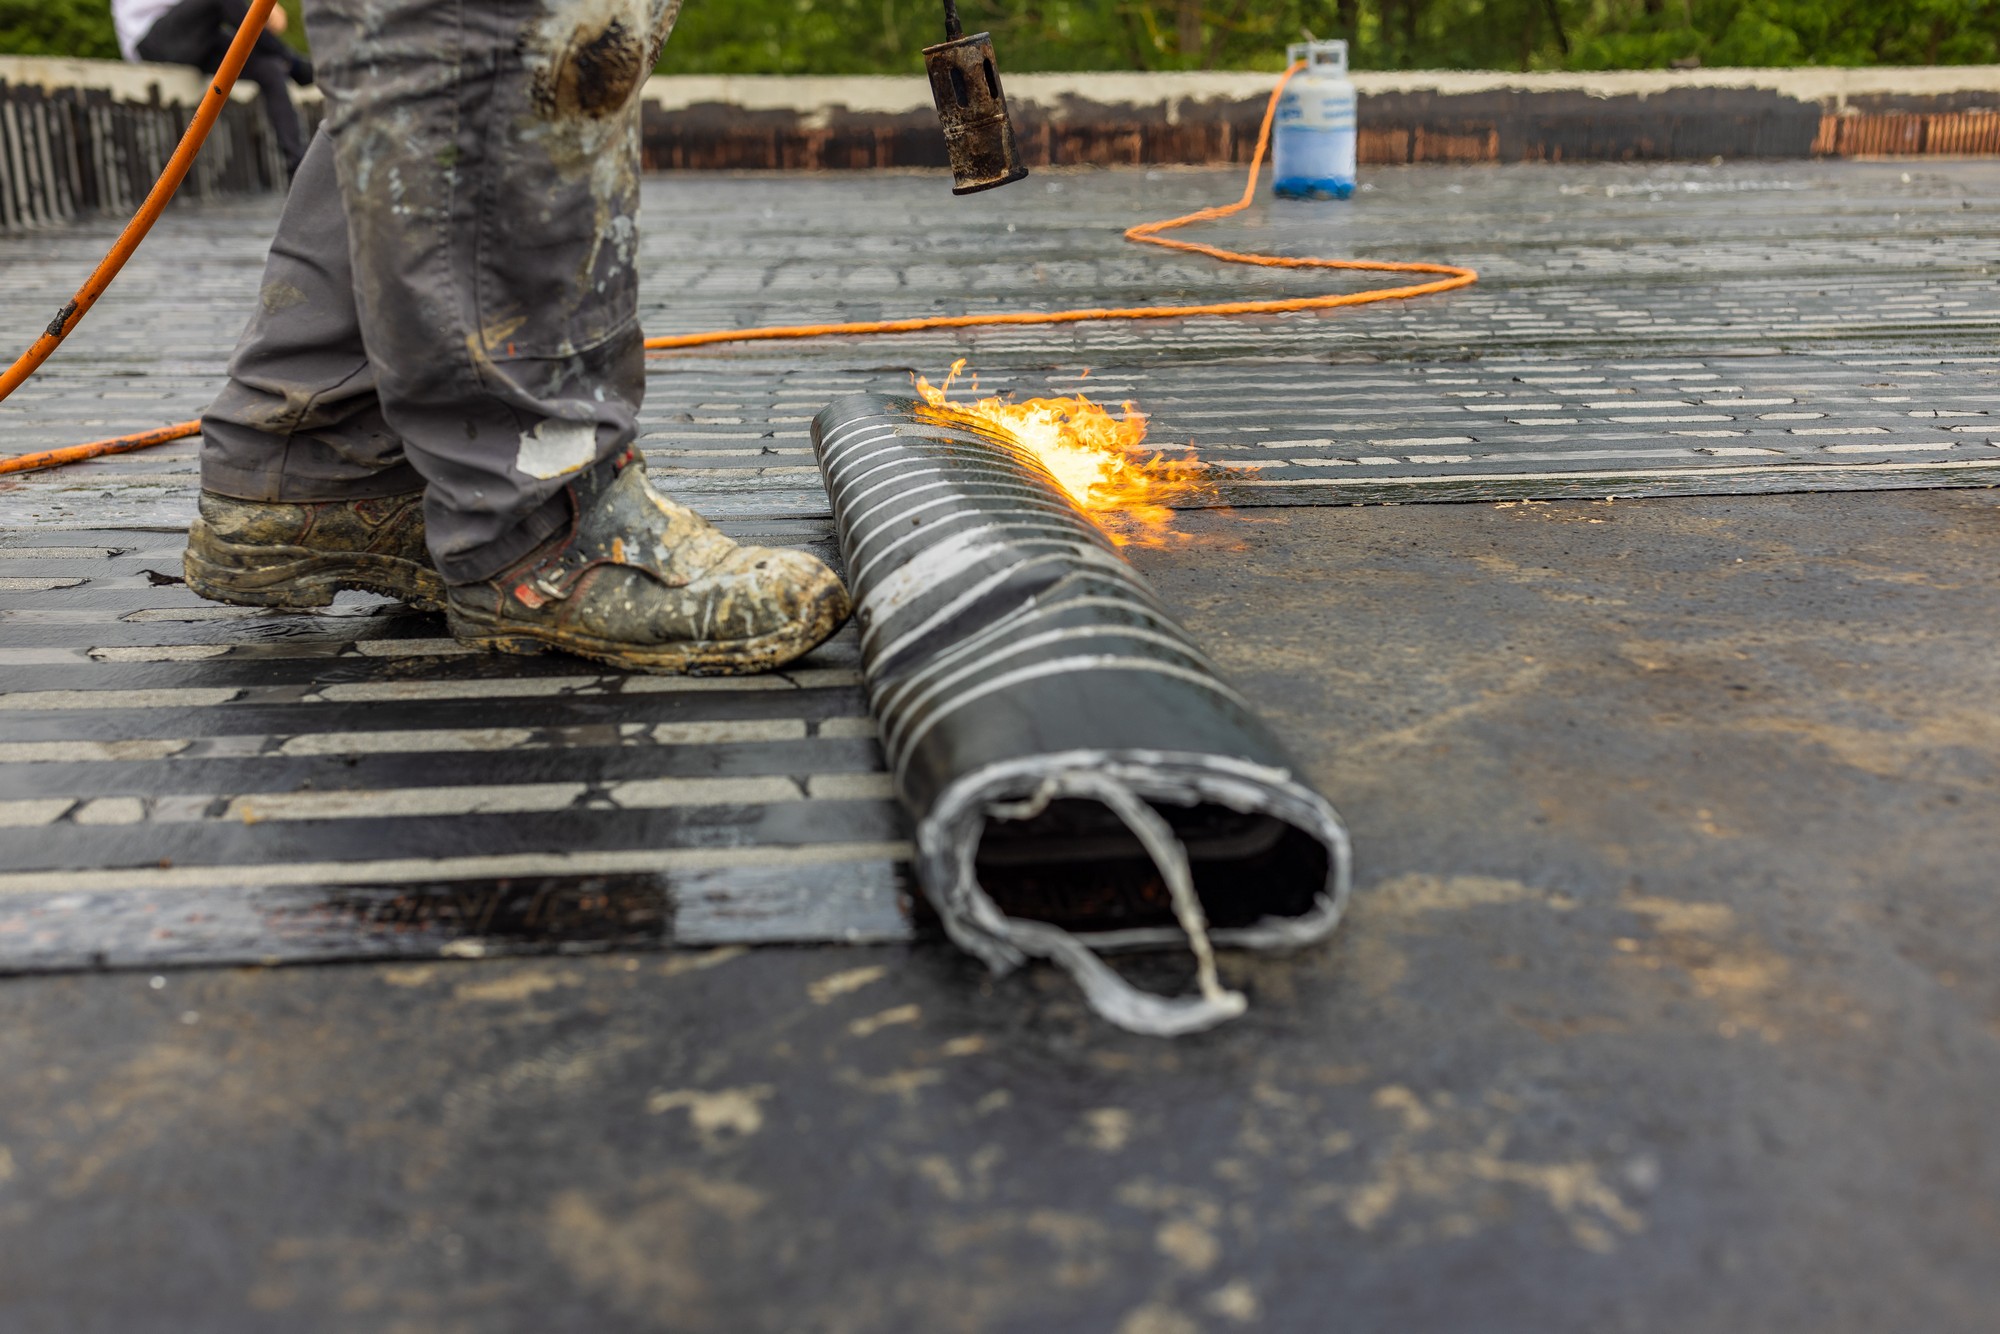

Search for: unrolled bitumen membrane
xmin=811 ymin=393 xmax=1352 ymax=1035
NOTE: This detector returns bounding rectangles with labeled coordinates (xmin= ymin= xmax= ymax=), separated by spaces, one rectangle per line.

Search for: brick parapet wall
xmin=635 ymin=66 xmax=2000 ymax=171
xmin=0 ymin=57 xmax=293 ymax=231
xmin=3 ymin=58 xmax=1997 ymax=231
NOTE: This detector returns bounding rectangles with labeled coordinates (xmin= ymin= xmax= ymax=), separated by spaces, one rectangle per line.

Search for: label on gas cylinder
xmin=1276 ymin=84 xmax=1357 ymax=133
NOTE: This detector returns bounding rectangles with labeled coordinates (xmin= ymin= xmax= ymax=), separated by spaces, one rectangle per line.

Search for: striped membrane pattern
xmin=9 ymin=164 xmax=2000 ymax=532
xmin=6 ymin=352 xmax=1997 ymax=536
xmin=816 ymin=401 xmax=1249 ymax=795
xmin=0 ymin=526 xmax=917 ymax=972
xmin=628 ymin=352 xmax=2000 ymax=515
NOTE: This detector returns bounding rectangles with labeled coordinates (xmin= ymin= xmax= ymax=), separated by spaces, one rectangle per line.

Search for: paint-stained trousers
xmin=200 ymin=0 xmax=683 ymax=584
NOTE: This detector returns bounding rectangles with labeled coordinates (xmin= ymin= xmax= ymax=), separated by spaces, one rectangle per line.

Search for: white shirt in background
xmin=110 ymin=0 xmax=187 ymax=62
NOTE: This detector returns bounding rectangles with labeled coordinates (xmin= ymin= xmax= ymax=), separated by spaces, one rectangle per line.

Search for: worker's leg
xmin=313 ymin=0 xmax=847 ymax=671
xmin=189 ymin=0 xmax=848 ymax=672
xmin=135 ymin=0 xmax=311 ymax=173
xmin=201 ymin=130 xmax=412 ymax=502
xmin=194 ymin=5 xmax=312 ymax=176
xmin=185 ymin=128 xmax=440 ymax=611
xmin=303 ymin=0 xmax=666 ymax=584
xmin=234 ymin=49 xmax=310 ymax=175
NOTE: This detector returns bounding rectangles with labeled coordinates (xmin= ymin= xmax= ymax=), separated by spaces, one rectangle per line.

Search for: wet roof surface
xmin=0 ymin=523 xmax=913 ymax=970
xmin=1 ymin=161 xmax=1997 ymax=1330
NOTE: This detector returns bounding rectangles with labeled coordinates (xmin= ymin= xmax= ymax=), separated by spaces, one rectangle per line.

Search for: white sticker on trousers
xmin=516 ymin=419 xmax=598 ymax=479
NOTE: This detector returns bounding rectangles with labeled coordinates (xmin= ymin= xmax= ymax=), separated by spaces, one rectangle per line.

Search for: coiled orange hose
xmin=2 ymin=58 xmax=1475 ymax=477
xmin=644 ymin=62 xmax=1475 ymax=352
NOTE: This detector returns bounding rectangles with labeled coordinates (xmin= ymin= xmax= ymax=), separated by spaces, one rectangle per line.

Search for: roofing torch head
xmin=924 ymin=3 xmax=1029 ymax=195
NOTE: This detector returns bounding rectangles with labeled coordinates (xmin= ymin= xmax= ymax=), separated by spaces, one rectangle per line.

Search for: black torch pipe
xmin=811 ymin=393 xmax=1352 ymax=1035
xmin=942 ymin=0 xmax=963 ymax=39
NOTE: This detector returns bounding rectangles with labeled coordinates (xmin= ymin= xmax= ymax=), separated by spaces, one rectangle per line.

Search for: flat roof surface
xmin=1 ymin=161 xmax=1996 ymax=1331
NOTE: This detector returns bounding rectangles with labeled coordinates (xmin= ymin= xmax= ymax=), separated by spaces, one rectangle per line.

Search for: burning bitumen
xmin=913 ymin=360 xmax=1227 ymax=547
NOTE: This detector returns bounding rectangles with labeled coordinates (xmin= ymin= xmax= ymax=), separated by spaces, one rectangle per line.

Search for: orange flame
xmin=912 ymin=360 xmax=1216 ymax=546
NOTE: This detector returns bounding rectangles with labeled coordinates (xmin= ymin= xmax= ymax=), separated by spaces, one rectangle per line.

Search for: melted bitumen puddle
xmin=0 ymin=525 xmax=919 ymax=973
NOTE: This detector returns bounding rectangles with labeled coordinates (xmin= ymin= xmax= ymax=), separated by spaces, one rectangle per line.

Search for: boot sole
xmin=445 ymin=583 xmax=850 ymax=677
xmin=184 ymin=520 xmax=447 ymax=613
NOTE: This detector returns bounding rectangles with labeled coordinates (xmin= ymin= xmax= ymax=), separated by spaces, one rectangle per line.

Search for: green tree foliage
xmin=662 ymin=1 xmax=1344 ymax=74
xmin=2 ymin=0 xmax=1993 ymax=73
xmin=0 ymin=0 xmax=118 ymax=58
xmin=656 ymin=0 xmax=2000 ymax=73
xmin=1566 ymin=0 xmax=1999 ymax=70
xmin=0 ymin=0 xmax=303 ymax=62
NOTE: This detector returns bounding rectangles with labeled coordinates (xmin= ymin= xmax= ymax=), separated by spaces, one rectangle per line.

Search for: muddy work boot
xmin=184 ymin=491 xmax=445 ymax=611
xmin=445 ymin=455 xmax=849 ymax=676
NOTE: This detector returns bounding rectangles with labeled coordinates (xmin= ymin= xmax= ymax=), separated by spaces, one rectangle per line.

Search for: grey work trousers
xmin=200 ymin=0 xmax=682 ymax=584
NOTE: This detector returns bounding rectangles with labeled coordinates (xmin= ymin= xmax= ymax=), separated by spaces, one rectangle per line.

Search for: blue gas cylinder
xmin=1272 ymin=40 xmax=1357 ymax=200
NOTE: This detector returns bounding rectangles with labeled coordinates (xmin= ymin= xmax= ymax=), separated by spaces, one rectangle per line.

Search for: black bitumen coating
xmin=5 ymin=155 xmax=1999 ymax=1328
xmin=0 ymin=521 xmax=911 ymax=972
xmin=8 ymin=161 xmax=2000 ymax=534
xmin=3 ymin=488 xmax=1996 ymax=1332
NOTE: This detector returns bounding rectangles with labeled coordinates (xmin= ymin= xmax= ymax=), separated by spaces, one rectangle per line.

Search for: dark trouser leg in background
xmin=236 ymin=48 xmax=308 ymax=174
xmin=136 ymin=0 xmax=307 ymax=174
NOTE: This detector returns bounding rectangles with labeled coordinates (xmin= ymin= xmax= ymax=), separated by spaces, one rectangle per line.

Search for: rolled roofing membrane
xmin=812 ymin=394 xmax=1352 ymax=1035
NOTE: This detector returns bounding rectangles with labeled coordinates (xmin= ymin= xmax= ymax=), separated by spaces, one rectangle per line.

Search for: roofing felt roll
xmin=812 ymin=393 xmax=1351 ymax=1035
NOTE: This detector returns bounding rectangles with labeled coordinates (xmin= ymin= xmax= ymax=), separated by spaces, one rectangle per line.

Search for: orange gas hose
xmin=0 ymin=0 xmax=278 ymax=427
xmin=0 ymin=419 xmax=201 ymax=475
xmin=643 ymin=62 xmax=1476 ymax=352
xmin=2 ymin=57 xmax=1474 ymax=477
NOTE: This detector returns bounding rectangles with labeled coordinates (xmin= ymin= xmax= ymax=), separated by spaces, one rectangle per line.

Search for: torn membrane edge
xmin=916 ymin=750 xmax=1352 ymax=1037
